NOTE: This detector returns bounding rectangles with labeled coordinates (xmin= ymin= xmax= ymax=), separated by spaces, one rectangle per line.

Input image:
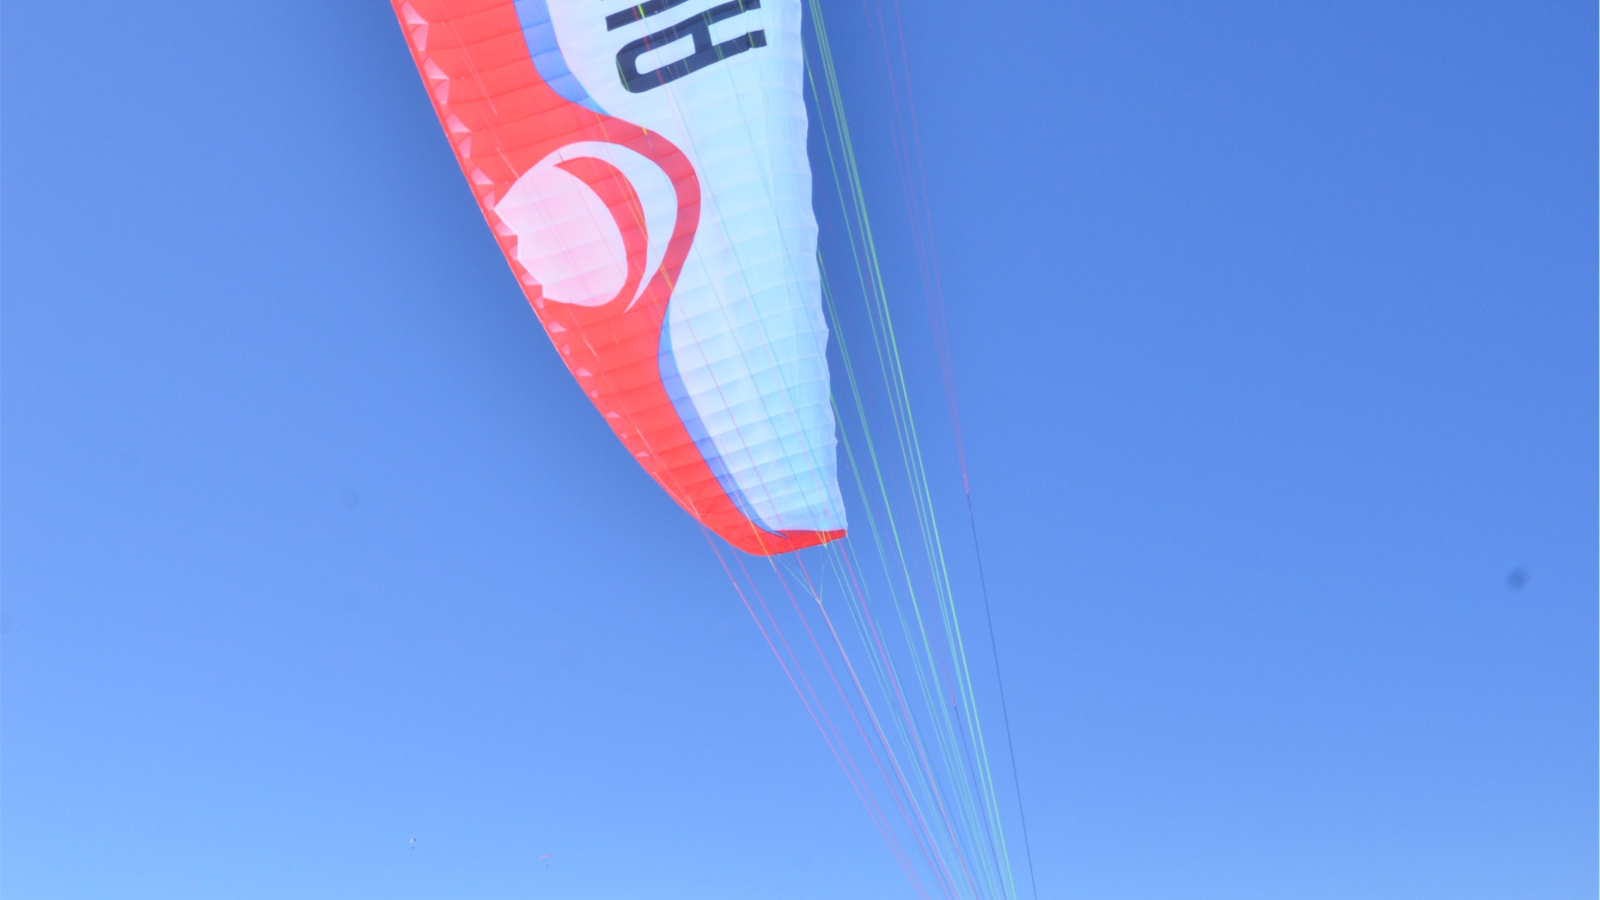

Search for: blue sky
xmin=3 ymin=2 xmax=1594 ymax=898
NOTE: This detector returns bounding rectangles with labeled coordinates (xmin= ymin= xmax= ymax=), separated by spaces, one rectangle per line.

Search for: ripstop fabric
xmin=390 ymin=0 xmax=846 ymax=554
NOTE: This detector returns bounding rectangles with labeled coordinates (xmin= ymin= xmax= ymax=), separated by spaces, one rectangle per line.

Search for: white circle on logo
xmin=495 ymin=142 xmax=677 ymax=308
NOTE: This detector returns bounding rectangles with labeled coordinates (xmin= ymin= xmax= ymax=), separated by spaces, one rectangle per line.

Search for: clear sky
xmin=3 ymin=2 xmax=1594 ymax=899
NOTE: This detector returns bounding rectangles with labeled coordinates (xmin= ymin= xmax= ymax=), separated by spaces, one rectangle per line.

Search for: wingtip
xmin=725 ymin=527 xmax=846 ymax=556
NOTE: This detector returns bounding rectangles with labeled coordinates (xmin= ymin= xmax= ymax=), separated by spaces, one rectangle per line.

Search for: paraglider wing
xmin=391 ymin=0 xmax=846 ymax=555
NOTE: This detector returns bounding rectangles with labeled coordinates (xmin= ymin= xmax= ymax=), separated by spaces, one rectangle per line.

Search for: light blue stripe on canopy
xmin=512 ymin=0 xmax=606 ymax=114
xmin=659 ymin=323 xmax=775 ymax=536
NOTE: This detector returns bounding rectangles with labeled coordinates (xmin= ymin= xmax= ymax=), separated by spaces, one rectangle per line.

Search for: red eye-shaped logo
xmin=494 ymin=141 xmax=680 ymax=311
